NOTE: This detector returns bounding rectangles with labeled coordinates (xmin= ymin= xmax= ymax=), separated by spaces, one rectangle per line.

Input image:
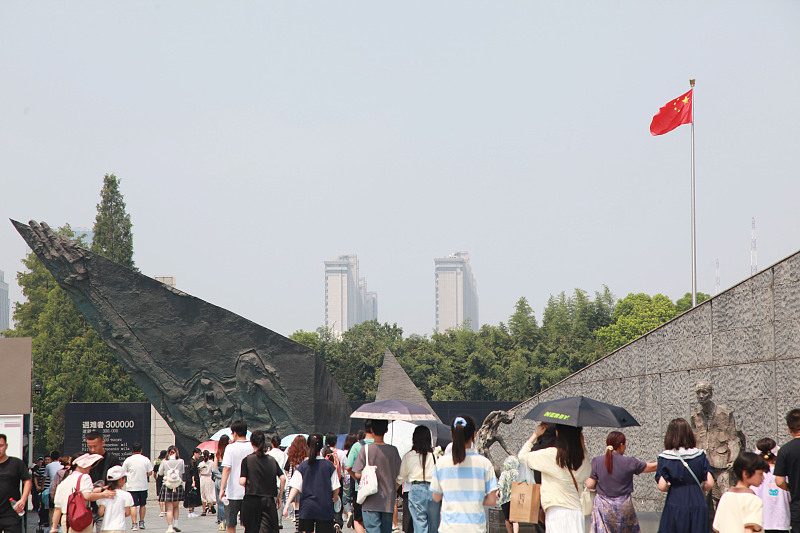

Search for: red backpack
xmin=66 ymin=474 xmax=93 ymax=533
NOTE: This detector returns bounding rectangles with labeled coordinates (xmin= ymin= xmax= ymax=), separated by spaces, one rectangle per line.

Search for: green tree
xmin=675 ymin=292 xmax=711 ymax=315
xmin=92 ymin=173 xmax=135 ymax=268
xmin=595 ymin=292 xmax=677 ymax=352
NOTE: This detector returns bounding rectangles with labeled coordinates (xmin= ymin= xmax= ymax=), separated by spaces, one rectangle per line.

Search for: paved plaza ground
xmin=24 ymin=499 xmax=664 ymax=533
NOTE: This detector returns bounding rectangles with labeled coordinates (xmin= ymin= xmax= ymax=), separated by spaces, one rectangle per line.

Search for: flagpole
xmin=690 ymin=78 xmax=696 ymax=307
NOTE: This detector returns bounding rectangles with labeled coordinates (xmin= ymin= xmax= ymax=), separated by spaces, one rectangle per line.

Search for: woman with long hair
xmin=239 ymin=431 xmax=285 ymax=533
xmin=585 ymin=431 xmax=656 ymax=533
xmin=199 ymin=451 xmax=217 ymax=516
xmin=283 ymin=434 xmax=339 ymax=533
xmin=655 ymin=418 xmax=714 ymax=533
xmin=518 ymin=423 xmax=591 ymax=533
xmin=158 ymin=446 xmax=185 ymax=533
xmin=215 ymin=435 xmax=230 ymax=531
xmin=431 ymin=416 xmax=497 ymax=533
xmin=397 ymin=426 xmax=440 ymax=533
xmin=154 ymin=450 xmax=168 ymax=517
xmin=285 ymin=436 xmax=309 ymax=523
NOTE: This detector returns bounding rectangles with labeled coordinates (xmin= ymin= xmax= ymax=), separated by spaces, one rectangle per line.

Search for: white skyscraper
xmin=324 ymin=255 xmax=378 ymax=334
xmin=435 ymin=251 xmax=479 ymax=332
xmin=0 ymin=270 xmax=9 ymax=332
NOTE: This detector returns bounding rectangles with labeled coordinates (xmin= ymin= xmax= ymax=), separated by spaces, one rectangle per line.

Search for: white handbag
xmin=356 ymin=444 xmax=378 ymax=504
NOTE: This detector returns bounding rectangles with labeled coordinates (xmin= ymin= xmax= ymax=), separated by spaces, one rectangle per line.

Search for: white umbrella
xmin=210 ymin=428 xmax=252 ymax=441
xmin=386 ymin=421 xmax=417 ymax=457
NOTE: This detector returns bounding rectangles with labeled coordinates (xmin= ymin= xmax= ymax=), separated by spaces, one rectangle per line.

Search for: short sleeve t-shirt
xmin=240 ymin=454 xmax=280 ymax=497
xmin=430 ymin=452 xmax=497 ymax=533
xmin=353 ymin=443 xmax=401 ymax=513
xmin=712 ymin=489 xmax=763 ymax=533
xmin=222 ymin=440 xmax=254 ymax=500
xmin=98 ymin=490 xmax=134 ymax=531
xmin=122 ymin=454 xmax=153 ymax=491
xmin=589 ymin=453 xmax=647 ymax=498
xmin=0 ymin=457 xmax=31 ymax=524
xmin=774 ymin=437 xmax=800 ymax=514
xmin=53 ymin=473 xmax=94 ymax=513
xmin=345 ymin=440 xmax=373 ymax=470
xmin=45 ymin=462 xmax=63 ymax=488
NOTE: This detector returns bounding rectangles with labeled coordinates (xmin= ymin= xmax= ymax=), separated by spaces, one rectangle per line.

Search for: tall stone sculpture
xmin=690 ymin=381 xmax=743 ymax=519
xmin=12 ymin=220 xmax=351 ymax=449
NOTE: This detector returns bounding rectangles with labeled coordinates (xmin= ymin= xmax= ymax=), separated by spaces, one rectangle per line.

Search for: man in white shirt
xmin=121 ymin=443 xmax=153 ymax=531
xmin=219 ymin=421 xmax=252 ymax=533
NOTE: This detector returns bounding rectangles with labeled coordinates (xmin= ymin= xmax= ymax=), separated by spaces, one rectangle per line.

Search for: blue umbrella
xmin=280 ymin=433 xmax=309 ymax=448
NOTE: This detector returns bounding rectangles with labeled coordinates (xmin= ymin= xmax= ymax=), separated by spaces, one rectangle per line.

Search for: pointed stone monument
xmin=376 ymin=349 xmax=441 ymax=422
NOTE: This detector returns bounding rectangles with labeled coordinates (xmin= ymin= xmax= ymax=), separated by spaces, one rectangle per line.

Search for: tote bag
xmin=356 ymin=444 xmax=378 ymax=504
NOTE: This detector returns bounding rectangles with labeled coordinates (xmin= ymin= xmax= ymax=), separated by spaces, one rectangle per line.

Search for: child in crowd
xmin=497 ymin=456 xmax=520 ymax=533
xmin=752 ymin=438 xmax=790 ymax=533
xmin=98 ymin=466 xmax=134 ymax=533
xmin=712 ymin=452 xmax=769 ymax=533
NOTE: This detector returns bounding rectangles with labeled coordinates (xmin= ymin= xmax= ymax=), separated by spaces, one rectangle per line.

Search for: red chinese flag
xmin=650 ymin=89 xmax=693 ymax=136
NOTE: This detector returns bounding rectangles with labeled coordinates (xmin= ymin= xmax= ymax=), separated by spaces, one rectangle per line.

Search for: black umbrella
xmin=415 ymin=420 xmax=452 ymax=448
xmin=523 ymin=396 xmax=639 ymax=428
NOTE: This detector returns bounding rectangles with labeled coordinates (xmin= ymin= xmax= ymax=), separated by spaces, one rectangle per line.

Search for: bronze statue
xmin=476 ymin=410 xmax=515 ymax=469
xmin=12 ymin=219 xmax=351 ymax=449
xmin=689 ymin=381 xmax=743 ymax=518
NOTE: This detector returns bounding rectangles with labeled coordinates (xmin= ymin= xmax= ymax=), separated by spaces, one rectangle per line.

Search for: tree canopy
xmin=291 ymin=287 xmax=710 ymax=403
xmin=92 ymin=173 xmax=135 ymax=269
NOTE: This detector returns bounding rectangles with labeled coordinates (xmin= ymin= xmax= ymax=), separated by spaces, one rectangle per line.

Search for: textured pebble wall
xmin=492 ymin=251 xmax=800 ymax=512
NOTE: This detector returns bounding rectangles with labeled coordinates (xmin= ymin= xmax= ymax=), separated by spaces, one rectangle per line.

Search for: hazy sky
xmin=2 ymin=1 xmax=799 ymax=337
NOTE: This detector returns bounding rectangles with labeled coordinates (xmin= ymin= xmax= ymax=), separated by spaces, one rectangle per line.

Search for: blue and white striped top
xmin=430 ymin=452 xmax=498 ymax=533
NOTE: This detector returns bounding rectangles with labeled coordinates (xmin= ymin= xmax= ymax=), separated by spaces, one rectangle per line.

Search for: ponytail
xmin=450 ymin=415 xmax=476 ymax=465
xmin=250 ymin=430 xmax=267 ymax=457
xmin=604 ymin=431 xmax=626 ymax=474
xmin=308 ymin=434 xmax=324 ymax=463
xmin=756 ymin=437 xmax=777 ymax=462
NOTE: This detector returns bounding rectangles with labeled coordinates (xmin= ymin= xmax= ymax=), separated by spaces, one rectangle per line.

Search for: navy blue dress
xmin=655 ymin=450 xmax=711 ymax=533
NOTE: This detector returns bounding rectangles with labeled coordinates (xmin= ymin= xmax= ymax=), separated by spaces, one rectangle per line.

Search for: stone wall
xmin=493 ymin=250 xmax=800 ymax=512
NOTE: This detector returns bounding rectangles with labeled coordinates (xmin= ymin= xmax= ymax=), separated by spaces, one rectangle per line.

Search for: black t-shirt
xmin=88 ymin=451 xmax=120 ymax=512
xmin=0 ymin=457 xmax=31 ymax=524
xmin=240 ymin=453 xmax=280 ymax=497
xmin=775 ymin=437 xmax=800 ymax=513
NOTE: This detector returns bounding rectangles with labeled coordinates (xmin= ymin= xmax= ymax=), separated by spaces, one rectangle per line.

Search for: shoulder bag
xmin=356 ymin=444 xmax=378 ymax=504
xmin=568 ymin=469 xmax=593 ymax=516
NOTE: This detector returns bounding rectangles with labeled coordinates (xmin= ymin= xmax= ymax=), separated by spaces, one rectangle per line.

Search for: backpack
xmin=325 ymin=448 xmax=343 ymax=479
xmin=164 ymin=463 xmax=182 ymax=489
xmin=66 ymin=474 xmax=93 ymax=533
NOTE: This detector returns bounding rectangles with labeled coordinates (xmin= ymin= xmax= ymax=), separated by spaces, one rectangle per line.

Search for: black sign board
xmin=64 ymin=402 xmax=151 ymax=460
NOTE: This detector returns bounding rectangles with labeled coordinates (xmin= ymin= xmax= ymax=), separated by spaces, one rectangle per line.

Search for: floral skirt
xmin=589 ymin=493 xmax=640 ymax=533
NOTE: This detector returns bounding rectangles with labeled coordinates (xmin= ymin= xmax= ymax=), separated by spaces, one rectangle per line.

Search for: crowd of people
xmin=2 ymin=407 xmax=800 ymax=533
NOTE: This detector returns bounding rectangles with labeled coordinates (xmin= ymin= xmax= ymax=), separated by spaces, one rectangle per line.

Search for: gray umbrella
xmin=351 ymin=399 xmax=438 ymax=421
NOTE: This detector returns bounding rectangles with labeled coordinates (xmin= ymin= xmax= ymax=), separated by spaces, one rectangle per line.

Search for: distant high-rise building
xmin=435 ymin=251 xmax=479 ymax=332
xmin=0 ymin=270 xmax=9 ymax=332
xmin=324 ymin=255 xmax=377 ymax=334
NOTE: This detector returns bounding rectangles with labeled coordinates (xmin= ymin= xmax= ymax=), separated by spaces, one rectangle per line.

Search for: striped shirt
xmin=430 ymin=452 xmax=497 ymax=533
